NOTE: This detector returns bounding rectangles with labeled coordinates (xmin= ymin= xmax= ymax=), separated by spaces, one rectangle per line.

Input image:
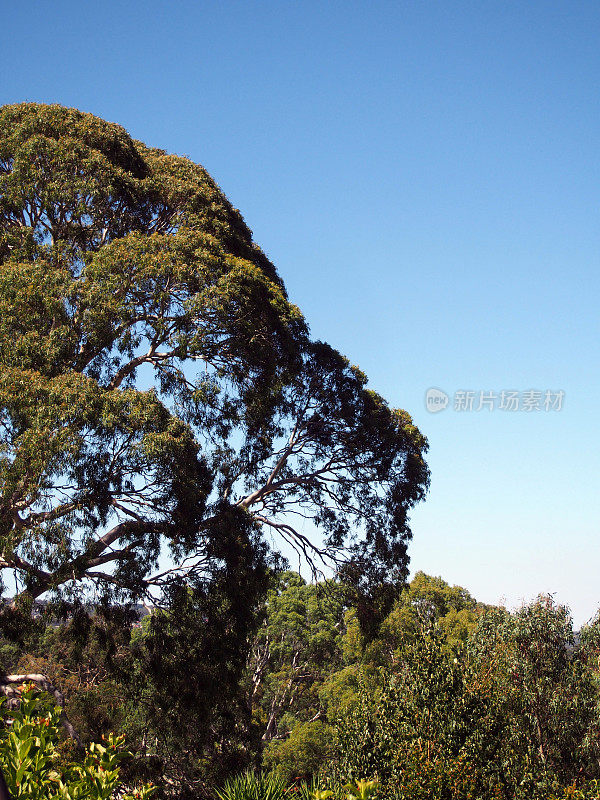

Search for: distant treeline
xmin=2 ymin=571 xmax=600 ymax=799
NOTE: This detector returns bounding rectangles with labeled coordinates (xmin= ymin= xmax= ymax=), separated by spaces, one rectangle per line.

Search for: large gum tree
xmin=0 ymin=103 xmax=429 ymax=614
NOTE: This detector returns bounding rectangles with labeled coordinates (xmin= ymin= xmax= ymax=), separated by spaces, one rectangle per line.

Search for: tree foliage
xmin=0 ymin=102 xmax=429 ymax=614
xmin=6 ymin=572 xmax=600 ymax=799
xmin=331 ymin=595 xmax=600 ymax=800
xmin=249 ymin=573 xmax=344 ymax=744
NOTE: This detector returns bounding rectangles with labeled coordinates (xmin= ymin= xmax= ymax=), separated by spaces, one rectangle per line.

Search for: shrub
xmin=0 ymin=684 xmax=155 ymax=800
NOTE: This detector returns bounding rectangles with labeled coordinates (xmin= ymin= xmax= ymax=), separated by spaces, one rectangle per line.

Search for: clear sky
xmin=2 ymin=1 xmax=599 ymax=625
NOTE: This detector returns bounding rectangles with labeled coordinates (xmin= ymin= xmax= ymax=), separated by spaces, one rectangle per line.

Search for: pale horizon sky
xmin=2 ymin=1 xmax=599 ymax=626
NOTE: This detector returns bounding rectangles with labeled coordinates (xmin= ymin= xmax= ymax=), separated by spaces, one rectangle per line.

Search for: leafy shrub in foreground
xmin=0 ymin=685 xmax=155 ymax=800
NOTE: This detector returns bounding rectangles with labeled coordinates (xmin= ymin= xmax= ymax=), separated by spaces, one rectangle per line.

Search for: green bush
xmin=215 ymin=771 xmax=377 ymax=800
xmin=329 ymin=597 xmax=600 ymax=799
xmin=0 ymin=684 xmax=155 ymax=800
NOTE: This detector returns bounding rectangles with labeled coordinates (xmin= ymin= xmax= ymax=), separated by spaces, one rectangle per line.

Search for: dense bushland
xmin=2 ymin=573 xmax=600 ymax=799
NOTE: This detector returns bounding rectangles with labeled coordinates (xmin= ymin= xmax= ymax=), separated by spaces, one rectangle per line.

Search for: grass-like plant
xmin=215 ymin=770 xmax=291 ymax=800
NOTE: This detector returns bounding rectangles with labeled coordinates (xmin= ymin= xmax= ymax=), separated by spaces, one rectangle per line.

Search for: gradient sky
xmin=2 ymin=1 xmax=599 ymax=625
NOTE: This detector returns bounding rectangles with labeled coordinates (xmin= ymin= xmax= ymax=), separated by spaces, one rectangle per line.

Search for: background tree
xmin=247 ymin=572 xmax=344 ymax=781
xmin=467 ymin=597 xmax=600 ymax=797
xmin=375 ymin=571 xmax=483 ymax=659
xmin=11 ymin=603 xmax=134 ymax=747
xmin=249 ymin=572 xmax=482 ymax=784
xmin=249 ymin=572 xmax=344 ymax=741
xmin=330 ymin=595 xmax=600 ymax=800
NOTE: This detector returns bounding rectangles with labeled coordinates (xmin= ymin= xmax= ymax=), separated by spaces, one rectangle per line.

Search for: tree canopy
xmin=0 ymin=102 xmax=429 ymax=612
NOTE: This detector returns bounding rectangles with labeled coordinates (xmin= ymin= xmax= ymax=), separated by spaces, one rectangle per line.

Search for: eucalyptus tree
xmin=0 ymin=103 xmax=429 ymax=611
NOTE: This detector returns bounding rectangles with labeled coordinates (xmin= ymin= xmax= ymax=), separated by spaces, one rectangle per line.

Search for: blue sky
xmin=2 ymin=1 xmax=599 ymax=624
